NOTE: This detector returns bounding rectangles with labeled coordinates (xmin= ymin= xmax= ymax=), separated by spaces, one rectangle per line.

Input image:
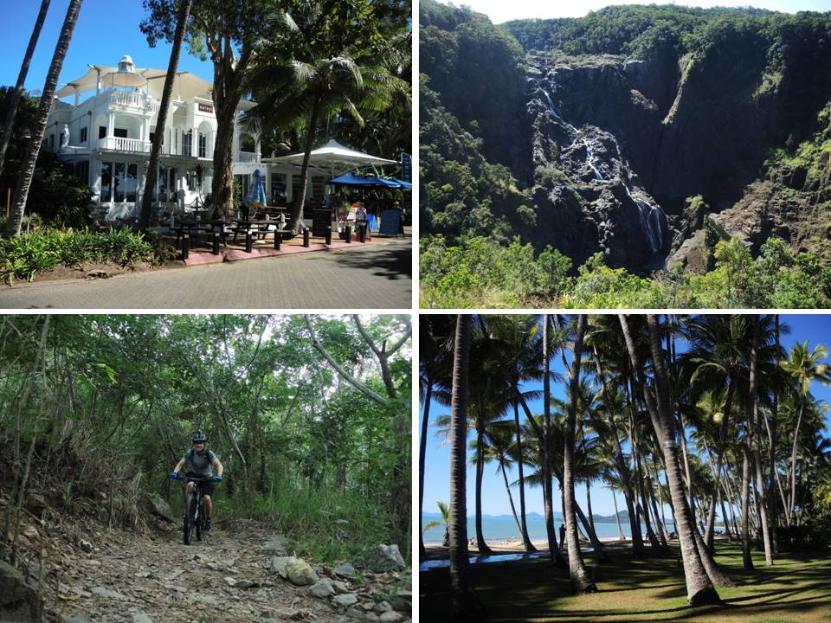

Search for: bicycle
xmin=169 ymin=474 xmax=220 ymax=545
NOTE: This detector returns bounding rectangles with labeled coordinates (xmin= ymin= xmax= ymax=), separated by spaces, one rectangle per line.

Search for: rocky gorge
xmin=421 ymin=1 xmax=831 ymax=277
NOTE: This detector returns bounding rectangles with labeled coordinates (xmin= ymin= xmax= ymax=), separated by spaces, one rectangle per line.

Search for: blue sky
xmin=0 ymin=0 xmax=214 ymax=96
xmin=421 ymin=315 xmax=831 ymax=520
xmin=444 ymin=0 xmax=831 ymax=24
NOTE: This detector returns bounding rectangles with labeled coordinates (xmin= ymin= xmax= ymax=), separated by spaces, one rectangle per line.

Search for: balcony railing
xmin=238 ymin=151 xmax=258 ymax=163
xmin=99 ymin=136 xmax=151 ymax=153
xmin=107 ymin=90 xmax=157 ymax=113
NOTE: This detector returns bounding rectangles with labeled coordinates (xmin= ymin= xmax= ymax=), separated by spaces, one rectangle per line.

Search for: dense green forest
xmin=419 ymin=1 xmax=831 ymax=308
xmin=421 ymin=314 xmax=831 ymax=621
xmin=0 ymin=314 xmax=412 ymax=621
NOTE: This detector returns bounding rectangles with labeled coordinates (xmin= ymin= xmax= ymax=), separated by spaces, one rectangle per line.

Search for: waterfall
xmin=583 ymin=139 xmax=604 ymax=180
xmin=627 ymin=187 xmax=664 ymax=253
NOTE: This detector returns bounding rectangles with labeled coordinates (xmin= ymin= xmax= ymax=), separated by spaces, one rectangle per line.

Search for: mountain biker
xmin=170 ymin=431 xmax=223 ymax=531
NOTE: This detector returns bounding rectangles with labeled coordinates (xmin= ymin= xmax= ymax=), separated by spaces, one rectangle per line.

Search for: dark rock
xmin=0 ymin=559 xmax=42 ymax=622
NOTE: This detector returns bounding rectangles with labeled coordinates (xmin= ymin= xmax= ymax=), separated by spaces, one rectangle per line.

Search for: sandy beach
xmin=424 ymin=535 xmax=635 ymax=558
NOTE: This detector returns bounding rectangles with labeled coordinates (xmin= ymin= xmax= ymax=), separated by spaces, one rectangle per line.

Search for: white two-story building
xmin=45 ymin=54 xmax=290 ymax=221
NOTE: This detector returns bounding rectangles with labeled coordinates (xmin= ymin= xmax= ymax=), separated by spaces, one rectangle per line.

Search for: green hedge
xmin=1 ymin=229 xmax=155 ymax=284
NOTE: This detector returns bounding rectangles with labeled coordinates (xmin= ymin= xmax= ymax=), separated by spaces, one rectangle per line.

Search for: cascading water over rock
xmin=531 ymin=60 xmax=669 ymax=265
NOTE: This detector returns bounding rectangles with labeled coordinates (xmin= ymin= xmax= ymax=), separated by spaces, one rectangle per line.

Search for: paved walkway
xmin=0 ymin=238 xmax=411 ymax=309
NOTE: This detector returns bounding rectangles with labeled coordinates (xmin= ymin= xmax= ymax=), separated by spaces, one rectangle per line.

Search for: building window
xmin=48 ymin=134 xmax=54 ymax=150
xmin=183 ymin=130 xmax=192 ymax=157
xmin=158 ymin=165 xmax=167 ymax=201
xmin=114 ymin=128 xmax=128 ymax=139
xmin=125 ymin=163 xmax=138 ymax=203
xmin=99 ymin=126 xmax=107 ymax=139
xmin=169 ymin=168 xmax=177 ymax=196
xmin=114 ymin=163 xmax=125 ymax=202
xmin=75 ymin=161 xmax=89 ymax=185
xmin=100 ymin=162 xmax=112 ymax=203
xmin=271 ymin=175 xmax=287 ymax=204
xmin=80 ymin=127 xmax=88 ymax=144
xmin=198 ymin=133 xmax=207 ymax=158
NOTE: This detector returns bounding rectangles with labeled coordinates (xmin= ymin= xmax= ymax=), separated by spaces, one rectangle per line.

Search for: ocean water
xmin=422 ymin=514 xmax=678 ymax=544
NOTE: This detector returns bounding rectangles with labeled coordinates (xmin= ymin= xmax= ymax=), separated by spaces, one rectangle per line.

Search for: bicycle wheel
xmin=183 ymin=493 xmax=195 ymax=545
xmin=196 ymin=501 xmax=203 ymax=542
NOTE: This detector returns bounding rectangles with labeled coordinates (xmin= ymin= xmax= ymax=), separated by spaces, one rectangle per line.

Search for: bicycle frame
xmin=182 ymin=477 xmax=212 ymax=545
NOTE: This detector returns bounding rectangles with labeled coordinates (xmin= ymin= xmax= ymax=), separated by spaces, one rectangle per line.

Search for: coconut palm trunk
xmin=611 ymin=486 xmax=625 ymax=540
xmin=542 ymin=315 xmax=561 ymax=562
xmin=290 ymin=95 xmax=321 ymax=232
xmin=514 ymin=402 xmax=536 ymax=551
xmin=7 ymin=0 xmax=83 ymax=237
xmin=139 ymin=0 xmax=193 ymax=230
xmin=448 ymin=315 xmax=479 ymax=619
xmin=0 ymin=0 xmax=51 ymax=182
xmin=474 ymin=416 xmax=492 ymax=553
xmin=563 ymin=315 xmax=596 ymax=592
xmin=704 ymin=381 xmax=736 ymax=550
xmin=748 ymin=316 xmax=773 ymax=565
xmin=619 ymin=314 xmax=721 ymax=606
xmin=741 ymin=449 xmax=755 ymax=570
xmin=419 ymin=375 xmax=433 ymax=556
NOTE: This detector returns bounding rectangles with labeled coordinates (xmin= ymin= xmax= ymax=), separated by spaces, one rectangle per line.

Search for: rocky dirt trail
xmin=3 ymin=513 xmax=412 ymax=623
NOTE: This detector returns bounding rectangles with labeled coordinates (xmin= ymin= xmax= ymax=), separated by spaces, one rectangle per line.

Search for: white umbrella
xmin=268 ymin=139 xmax=396 ymax=175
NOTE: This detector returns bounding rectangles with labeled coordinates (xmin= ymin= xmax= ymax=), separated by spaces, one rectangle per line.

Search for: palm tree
xmin=419 ymin=316 xmax=453 ymax=556
xmin=0 ymin=0 xmax=51 ymax=183
xmin=423 ymin=501 xmax=450 ymax=547
xmin=448 ymin=314 xmax=480 ymax=619
xmin=481 ymin=420 xmax=525 ymax=541
xmin=562 ymin=315 xmax=597 ymax=592
xmin=7 ymin=0 xmax=83 ymax=237
xmin=484 ymin=314 xmax=542 ymax=551
xmin=139 ymin=0 xmax=194 ymax=230
xmin=248 ymin=2 xmax=409 ymax=231
xmin=619 ymin=314 xmax=721 ymax=606
xmin=780 ymin=341 xmax=831 ymax=522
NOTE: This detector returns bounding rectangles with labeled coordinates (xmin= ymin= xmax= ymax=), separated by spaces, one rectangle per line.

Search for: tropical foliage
xmin=0 ymin=314 xmax=411 ymax=563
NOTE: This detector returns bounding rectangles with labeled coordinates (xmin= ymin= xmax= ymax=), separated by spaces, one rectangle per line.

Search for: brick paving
xmin=0 ymin=238 xmax=411 ymax=310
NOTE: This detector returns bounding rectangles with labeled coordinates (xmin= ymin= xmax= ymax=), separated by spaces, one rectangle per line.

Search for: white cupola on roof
xmin=118 ymin=55 xmax=135 ymax=73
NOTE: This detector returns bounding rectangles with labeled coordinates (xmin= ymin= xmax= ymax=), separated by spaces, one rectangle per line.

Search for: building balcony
xmin=99 ymin=136 xmax=150 ymax=153
xmin=106 ymin=89 xmax=159 ymax=114
xmin=238 ymin=151 xmax=259 ymax=163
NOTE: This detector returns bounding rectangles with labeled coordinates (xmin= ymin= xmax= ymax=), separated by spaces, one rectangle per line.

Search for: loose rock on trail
xmin=9 ymin=517 xmax=411 ymax=623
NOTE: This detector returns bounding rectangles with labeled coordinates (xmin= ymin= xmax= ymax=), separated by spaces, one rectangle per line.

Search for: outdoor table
xmin=176 ymin=220 xmax=228 ymax=249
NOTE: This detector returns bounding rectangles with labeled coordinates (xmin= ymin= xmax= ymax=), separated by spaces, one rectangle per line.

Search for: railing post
xmin=358 ymin=221 xmax=367 ymax=243
xmin=274 ymin=231 xmax=281 ymax=250
xmin=181 ymin=234 xmax=190 ymax=260
xmin=303 ymin=227 xmax=310 ymax=247
xmin=325 ymin=226 xmax=332 ymax=246
xmin=212 ymin=232 xmax=220 ymax=255
xmin=345 ymin=225 xmax=352 ymax=244
xmin=245 ymin=230 xmax=253 ymax=253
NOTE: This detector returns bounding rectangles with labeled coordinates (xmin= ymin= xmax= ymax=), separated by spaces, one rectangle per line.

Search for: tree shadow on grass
xmin=421 ymin=546 xmax=831 ymax=623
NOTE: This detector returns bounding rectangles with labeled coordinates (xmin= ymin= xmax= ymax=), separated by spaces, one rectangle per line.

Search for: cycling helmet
xmin=192 ymin=430 xmax=208 ymax=443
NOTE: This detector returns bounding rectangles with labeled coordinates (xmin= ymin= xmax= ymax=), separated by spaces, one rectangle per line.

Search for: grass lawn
xmin=419 ymin=542 xmax=831 ymax=622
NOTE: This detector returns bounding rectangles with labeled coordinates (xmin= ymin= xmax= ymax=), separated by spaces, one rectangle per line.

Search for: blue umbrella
xmin=247 ymin=169 xmax=267 ymax=204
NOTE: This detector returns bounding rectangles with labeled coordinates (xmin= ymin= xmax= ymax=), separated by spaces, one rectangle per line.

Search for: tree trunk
xmin=704 ymin=380 xmax=736 ymax=550
xmin=499 ymin=458 xmax=523 ymax=541
xmin=563 ymin=315 xmax=596 ymax=592
xmin=514 ymin=401 xmax=535 ymax=551
xmin=474 ymin=420 xmax=491 ymax=553
xmin=741 ymin=450 xmax=754 ymax=570
xmin=289 ymin=95 xmax=321 ymax=232
xmin=748 ymin=316 xmax=773 ymax=565
xmin=0 ymin=0 xmax=51 ymax=181
xmin=788 ymin=401 xmax=804 ymax=522
xmin=769 ymin=314 xmax=781 ymax=550
xmin=611 ymin=486 xmax=625 ymax=540
xmin=620 ymin=314 xmax=721 ymax=606
xmin=8 ymin=0 xmax=83 ymax=237
xmin=419 ymin=378 xmax=433 ymax=556
xmin=448 ymin=315 xmax=479 ymax=619
xmin=139 ymin=0 xmax=193 ymax=230
xmin=542 ymin=315 xmax=563 ymax=564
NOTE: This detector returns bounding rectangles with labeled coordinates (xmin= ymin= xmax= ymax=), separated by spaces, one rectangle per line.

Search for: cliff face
xmin=421 ymin=2 xmax=831 ymax=272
